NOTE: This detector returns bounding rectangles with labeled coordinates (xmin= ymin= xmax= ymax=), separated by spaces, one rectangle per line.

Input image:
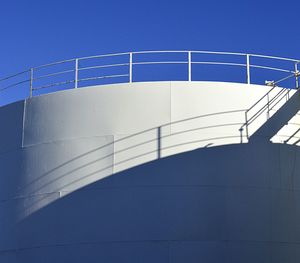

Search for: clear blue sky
xmin=1 ymin=0 xmax=299 ymax=76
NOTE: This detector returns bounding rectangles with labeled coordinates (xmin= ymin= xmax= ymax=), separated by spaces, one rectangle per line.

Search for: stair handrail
xmin=240 ymin=72 xmax=298 ymax=139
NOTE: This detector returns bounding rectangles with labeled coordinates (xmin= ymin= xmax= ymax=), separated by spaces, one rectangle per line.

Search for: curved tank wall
xmin=1 ymin=81 xmax=300 ymax=262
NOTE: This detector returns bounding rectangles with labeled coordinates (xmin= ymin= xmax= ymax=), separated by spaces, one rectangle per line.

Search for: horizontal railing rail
xmin=240 ymin=71 xmax=298 ymax=139
xmin=0 ymin=50 xmax=299 ymax=107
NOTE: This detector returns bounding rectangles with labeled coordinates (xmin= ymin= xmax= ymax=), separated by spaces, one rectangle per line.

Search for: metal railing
xmin=240 ymin=71 xmax=299 ymax=139
xmin=0 ymin=50 xmax=299 ymax=106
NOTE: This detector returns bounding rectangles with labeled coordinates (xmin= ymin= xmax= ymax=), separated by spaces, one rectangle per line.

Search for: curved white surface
xmin=0 ymin=81 xmax=298 ymax=204
xmin=1 ymin=81 xmax=300 ymax=262
xmin=0 ymin=81 xmax=297 ymax=202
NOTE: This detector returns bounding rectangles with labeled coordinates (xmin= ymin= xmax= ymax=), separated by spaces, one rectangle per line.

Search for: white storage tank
xmin=1 ymin=51 xmax=300 ymax=262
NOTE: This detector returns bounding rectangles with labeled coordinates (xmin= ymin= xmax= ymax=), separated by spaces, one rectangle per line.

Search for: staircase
xmin=241 ymin=82 xmax=300 ymax=144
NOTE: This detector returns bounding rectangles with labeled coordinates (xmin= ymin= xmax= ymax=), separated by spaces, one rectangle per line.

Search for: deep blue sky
xmin=1 ymin=0 xmax=299 ymax=75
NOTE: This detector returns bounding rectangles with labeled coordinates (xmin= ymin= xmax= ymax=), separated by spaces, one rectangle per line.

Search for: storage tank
xmin=1 ymin=51 xmax=300 ymax=262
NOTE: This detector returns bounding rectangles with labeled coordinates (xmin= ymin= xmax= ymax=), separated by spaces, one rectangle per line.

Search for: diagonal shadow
xmin=18 ymin=109 xmax=245 ymax=193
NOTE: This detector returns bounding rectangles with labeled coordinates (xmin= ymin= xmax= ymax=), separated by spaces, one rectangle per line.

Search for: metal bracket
xmin=265 ymin=80 xmax=275 ymax=87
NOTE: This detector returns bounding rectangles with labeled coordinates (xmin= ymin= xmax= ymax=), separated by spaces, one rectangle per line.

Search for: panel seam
xmin=21 ymin=99 xmax=27 ymax=148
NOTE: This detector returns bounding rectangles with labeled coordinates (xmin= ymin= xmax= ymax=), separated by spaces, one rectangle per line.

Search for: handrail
xmin=32 ymin=69 xmax=75 ymax=81
xmin=0 ymin=79 xmax=30 ymax=92
xmin=77 ymin=74 xmax=129 ymax=83
xmin=249 ymin=53 xmax=300 ymax=63
xmin=250 ymin=65 xmax=294 ymax=74
xmin=0 ymin=69 xmax=30 ymax=82
xmin=0 ymin=50 xmax=299 ymax=107
xmin=2 ymin=50 xmax=300 ymax=76
xmin=240 ymin=70 xmax=297 ymax=139
xmin=247 ymin=89 xmax=286 ymax=125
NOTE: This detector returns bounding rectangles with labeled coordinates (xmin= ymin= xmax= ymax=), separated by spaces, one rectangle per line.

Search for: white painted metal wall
xmin=0 ymin=81 xmax=299 ymax=262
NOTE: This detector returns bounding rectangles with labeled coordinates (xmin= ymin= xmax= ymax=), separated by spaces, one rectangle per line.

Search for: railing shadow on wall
xmin=1 ymin=51 xmax=298 ymax=218
xmin=16 ymin=76 xmax=300 ymax=219
xmin=13 ymin=84 xmax=300 ymax=219
xmin=0 ymin=50 xmax=299 ymax=106
xmin=16 ymin=109 xmax=247 ymax=219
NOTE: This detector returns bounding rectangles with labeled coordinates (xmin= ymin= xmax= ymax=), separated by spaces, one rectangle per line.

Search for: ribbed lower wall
xmin=1 ymin=142 xmax=300 ymax=262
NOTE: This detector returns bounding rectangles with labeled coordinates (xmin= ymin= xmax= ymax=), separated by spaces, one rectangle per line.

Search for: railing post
xmin=188 ymin=51 xmax=192 ymax=82
xmin=295 ymin=62 xmax=299 ymax=89
xmin=129 ymin=52 xmax=133 ymax=83
xmin=74 ymin=58 xmax=78 ymax=89
xmin=246 ymin=54 xmax=251 ymax=84
xmin=29 ymin=68 xmax=33 ymax=98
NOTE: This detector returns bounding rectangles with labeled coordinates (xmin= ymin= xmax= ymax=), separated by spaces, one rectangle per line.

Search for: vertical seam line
xmin=21 ymin=99 xmax=27 ymax=148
